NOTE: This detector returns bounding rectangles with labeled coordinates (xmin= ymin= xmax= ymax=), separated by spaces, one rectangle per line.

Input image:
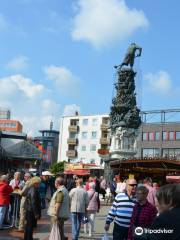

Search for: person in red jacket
xmin=0 ymin=175 xmax=13 ymax=229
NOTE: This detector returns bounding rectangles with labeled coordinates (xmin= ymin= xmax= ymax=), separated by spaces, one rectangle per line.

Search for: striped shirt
xmin=106 ymin=192 xmax=136 ymax=228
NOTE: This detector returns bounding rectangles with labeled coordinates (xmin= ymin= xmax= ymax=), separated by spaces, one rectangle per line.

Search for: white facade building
xmin=58 ymin=114 xmax=110 ymax=165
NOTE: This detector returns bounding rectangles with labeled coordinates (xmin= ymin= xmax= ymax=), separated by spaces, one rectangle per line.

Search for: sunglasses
xmin=129 ymin=184 xmax=137 ymax=187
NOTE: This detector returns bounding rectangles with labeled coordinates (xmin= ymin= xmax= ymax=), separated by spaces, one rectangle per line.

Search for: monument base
xmin=110 ymin=127 xmax=138 ymax=160
xmin=110 ymin=149 xmax=137 ymax=160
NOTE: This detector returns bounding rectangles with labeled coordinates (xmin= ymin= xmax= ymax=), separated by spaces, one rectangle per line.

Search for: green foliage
xmin=50 ymin=161 xmax=66 ymax=174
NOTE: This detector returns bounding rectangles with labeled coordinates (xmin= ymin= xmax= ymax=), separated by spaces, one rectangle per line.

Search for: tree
xmin=50 ymin=161 xmax=66 ymax=174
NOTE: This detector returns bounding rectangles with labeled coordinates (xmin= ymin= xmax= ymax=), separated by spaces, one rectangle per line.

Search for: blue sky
xmin=0 ymin=0 xmax=180 ymax=135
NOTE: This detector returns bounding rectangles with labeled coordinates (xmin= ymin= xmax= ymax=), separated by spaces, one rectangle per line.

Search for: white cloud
xmin=41 ymin=99 xmax=60 ymax=114
xmin=22 ymin=115 xmax=58 ymax=136
xmin=71 ymin=0 xmax=148 ymax=48
xmin=43 ymin=65 xmax=79 ymax=93
xmin=144 ymin=71 xmax=172 ymax=94
xmin=63 ymin=104 xmax=81 ymax=116
xmin=6 ymin=55 xmax=29 ymax=71
xmin=0 ymin=74 xmax=44 ymax=98
xmin=0 ymin=74 xmax=61 ymax=136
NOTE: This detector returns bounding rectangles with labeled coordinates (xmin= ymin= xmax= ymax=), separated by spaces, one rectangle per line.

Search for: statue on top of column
xmin=114 ymin=43 xmax=142 ymax=70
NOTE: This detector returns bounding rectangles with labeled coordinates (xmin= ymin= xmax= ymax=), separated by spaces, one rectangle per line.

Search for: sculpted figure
xmin=115 ymin=43 xmax=142 ymax=70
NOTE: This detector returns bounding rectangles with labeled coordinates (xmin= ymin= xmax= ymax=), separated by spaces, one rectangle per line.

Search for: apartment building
xmin=58 ymin=114 xmax=110 ymax=165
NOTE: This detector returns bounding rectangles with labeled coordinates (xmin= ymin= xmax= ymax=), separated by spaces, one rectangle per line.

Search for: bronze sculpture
xmin=110 ymin=43 xmax=142 ymax=134
xmin=114 ymin=43 xmax=142 ymax=70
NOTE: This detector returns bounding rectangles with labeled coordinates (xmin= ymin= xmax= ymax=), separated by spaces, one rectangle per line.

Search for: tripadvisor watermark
xmin=135 ymin=227 xmax=174 ymax=236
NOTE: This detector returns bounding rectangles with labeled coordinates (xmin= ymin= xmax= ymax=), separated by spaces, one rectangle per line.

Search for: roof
xmin=39 ymin=130 xmax=59 ymax=134
xmin=1 ymin=131 xmax=26 ymax=139
xmin=61 ymin=113 xmax=109 ymax=118
xmin=110 ymin=158 xmax=180 ymax=173
xmin=4 ymin=140 xmax=42 ymax=160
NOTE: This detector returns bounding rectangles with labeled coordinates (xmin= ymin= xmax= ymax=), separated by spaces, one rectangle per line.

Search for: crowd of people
xmin=0 ymin=171 xmax=180 ymax=240
xmin=105 ymin=177 xmax=180 ymax=240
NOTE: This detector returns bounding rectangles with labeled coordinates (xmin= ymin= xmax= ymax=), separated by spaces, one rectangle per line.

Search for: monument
xmin=109 ymin=43 xmax=142 ymax=160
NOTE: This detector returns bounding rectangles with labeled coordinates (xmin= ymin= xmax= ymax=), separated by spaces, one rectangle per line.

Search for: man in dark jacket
xmin=24 ymin=176 xmax=41 ymax=240
xmin=66 ymin=175 xmax=77 ymax=192
xmin=145 ymin=184 xmax=180 ymax=240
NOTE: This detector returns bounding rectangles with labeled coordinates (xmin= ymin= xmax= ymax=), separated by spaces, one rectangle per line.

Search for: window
xmin=102 ymin=132 xmax=108 ymax=138
xmin=90 ymin=159 xmax=95 ymax=164
xmin=10 ymin=123 xmax=16 ymax=128
xmin=162 ymin=149 xmax=168 ymax=157
xmin=149 ymin=132 xmax=154 ymax=141
xmin=91 ymin=131 xmax=97 ymax=139
xmin=102 ymin=118 xmax=109 ymax=125
xmin=69 ymin=132 xmax=76 ymax=139
xmin=162 ymin=148 xmax=180 ymax=158
xmin=169 ymin=149 xmax=174 ymax=157
xmin=101 ymin=144 xmax=108 ymax=150
xmin=68 ymin=145 xmax=75 ymax=150
xmin=162 ymin=131 xmax=168 ymax=141
xmin=143 ymin=149 xmax=153 ymax=157
xmin=92 ymin=118 xmax=98 ymax=126
xmin=90 ymin=144 xmax=96 ymax=151
xmin=82 ymin=132 xmax=87 ymax=139
xmin=82 ymin=119 xmax=88 ymax=126
xmin=142 ymin=132 xmax=147 ymax=141
xmin=176 ymin=131 xmax=180 ymax=140
xmin=70 ymin=119 xmax=79 ymax=126
xmin=155 ymin=132 xmax=160 ymax=141
xmin=81 ymin=145 xmax=86 ymax=151
xmin=169 ymin=131 xmax=174 ymax=141
xmin=175 ymin=149 xmax=180 ymax=158
xmin=142 ymin=148 xmax=160 ymax=158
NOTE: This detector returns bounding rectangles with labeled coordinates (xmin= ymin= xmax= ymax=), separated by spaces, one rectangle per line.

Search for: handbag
xmin=82 ymin=215 xmax=89 ymax=224
xmin=49 ymin=221 xmax=61 ymax=240
xmin=83 ymin=191 xmax=96 ymax=224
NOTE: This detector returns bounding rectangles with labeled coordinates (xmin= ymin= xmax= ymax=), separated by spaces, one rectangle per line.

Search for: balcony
xmin=100 ymin=124 xmax=109 ymax=131
xmin=68 ymin=125 xmax=79 ymax=133
xmin=66 ymin=150 xmax=77 ymax=158
xmin=67 ymin=138 xmax=78 ymax=145
xmin=100 ymin=138 xmax=111 ymax=145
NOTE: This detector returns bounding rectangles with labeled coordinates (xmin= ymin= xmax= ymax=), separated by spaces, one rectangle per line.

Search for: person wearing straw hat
xmin=23 ymin=176 xmax=41 ymax=240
